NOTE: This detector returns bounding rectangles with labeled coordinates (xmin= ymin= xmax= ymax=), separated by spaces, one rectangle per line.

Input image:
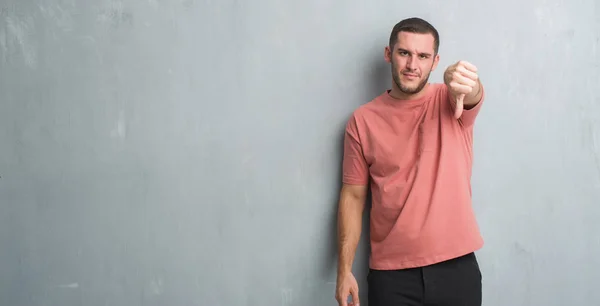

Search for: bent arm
xmin=446 ymin=80 xmax=485 ymax=128
xmin=337 ymin=183 xmax=368 ymax=276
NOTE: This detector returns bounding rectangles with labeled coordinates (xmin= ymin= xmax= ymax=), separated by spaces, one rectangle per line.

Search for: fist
xmin=444 ymin=60 xmax=479 ymax=118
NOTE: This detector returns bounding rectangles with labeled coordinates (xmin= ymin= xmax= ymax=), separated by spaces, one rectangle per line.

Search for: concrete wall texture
xmin=1 ymin=0 xmax=599 ymax=305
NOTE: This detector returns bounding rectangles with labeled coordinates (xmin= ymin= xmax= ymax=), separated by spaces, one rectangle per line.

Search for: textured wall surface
xmin=1 ymin=0 xmax=599 ymax=305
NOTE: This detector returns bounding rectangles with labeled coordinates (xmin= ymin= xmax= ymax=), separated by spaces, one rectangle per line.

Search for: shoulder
xmin=427 ymin=83 xmax=452 ymax=111
xmin=344 ymin=92 xmax=386 ymax=135
xmin=349 ymin=92 xmax=388 ymax=120
xmin=430 ymin=82 xmax=449 ymax=97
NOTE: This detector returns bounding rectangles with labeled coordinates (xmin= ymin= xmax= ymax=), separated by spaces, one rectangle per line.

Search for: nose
xmin=406 ymin=55 xmax=415 ymax=70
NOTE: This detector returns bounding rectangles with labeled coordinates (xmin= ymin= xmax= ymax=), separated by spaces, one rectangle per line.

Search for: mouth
xmin=402 ymin=72 xmax=419 ymax=79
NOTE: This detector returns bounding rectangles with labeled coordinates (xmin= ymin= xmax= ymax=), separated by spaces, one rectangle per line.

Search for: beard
xmin=391 ymin=60 xmax=432 ymax=95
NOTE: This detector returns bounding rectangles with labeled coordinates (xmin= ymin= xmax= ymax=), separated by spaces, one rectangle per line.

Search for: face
xmin=384 ymin=31 xmax=440 ymax=96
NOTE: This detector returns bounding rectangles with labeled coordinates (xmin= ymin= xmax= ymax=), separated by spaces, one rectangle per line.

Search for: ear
xmin=384 ymin=46 xmax=392 ymax=63
xmin=431 ymin=53 xmax=440 ymax=71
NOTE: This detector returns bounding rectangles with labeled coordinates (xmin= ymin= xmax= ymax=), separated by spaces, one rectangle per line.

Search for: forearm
xmin=337 ymin=186 xmax=366 ymax=275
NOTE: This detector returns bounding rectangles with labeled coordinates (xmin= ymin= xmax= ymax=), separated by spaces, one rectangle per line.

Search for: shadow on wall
xmin=366 ymin=53 xmax=391 ymax=102
xmin=315 ymin=52 xmax=389 ymax=304
xmin=357 ymin=53 xmax=389 ymax=305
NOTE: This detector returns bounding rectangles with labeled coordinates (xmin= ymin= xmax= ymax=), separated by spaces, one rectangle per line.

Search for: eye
xmin=419 ymin=54 xmax=429 ymax=59
xmin=399 ymin=51 xmax=409 ymax=56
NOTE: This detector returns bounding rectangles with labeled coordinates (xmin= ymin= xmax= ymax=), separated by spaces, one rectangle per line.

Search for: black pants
xmin=367 ymin=253 xmax=482 ymax=306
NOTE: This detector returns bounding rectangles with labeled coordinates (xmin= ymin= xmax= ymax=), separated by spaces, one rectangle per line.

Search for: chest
xmin=361 ymin=102 xmax=443 ymax=175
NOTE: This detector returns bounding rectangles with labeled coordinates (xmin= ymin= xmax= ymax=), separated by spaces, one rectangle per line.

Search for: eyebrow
xmin=397 ymin=48 xmax=432 ymax=57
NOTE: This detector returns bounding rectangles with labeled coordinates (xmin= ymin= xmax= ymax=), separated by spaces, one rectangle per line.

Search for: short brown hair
xmin=389 ymin=17 xmax=440 ymax=54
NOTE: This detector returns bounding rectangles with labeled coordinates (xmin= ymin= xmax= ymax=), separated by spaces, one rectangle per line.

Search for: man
xmin=335 ymin=17 xmax=485 ymax=306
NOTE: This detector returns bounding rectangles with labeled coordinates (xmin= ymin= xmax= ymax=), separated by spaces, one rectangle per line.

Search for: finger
xmin=452 ymin=73 xmax=478 ymax=88
xmin=458 ymin=60 xmax=478 ymax=73
xmin=335 ymin=289 xmax=346 ymax=306
xmin=457 ymin=65 xmax=478 ymax=81
xmin=338 ymin=294 xmax=348 ymax=306
xmin=450 ymin=81 xmax=473 ymax=95
xmin=351 ymin=288 xmax=360 ymax=306
xmin=454 ymin=94 xmax=464 ymax=119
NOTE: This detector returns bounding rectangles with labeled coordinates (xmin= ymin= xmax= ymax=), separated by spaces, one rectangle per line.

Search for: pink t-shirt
xmin=342 ymin=83 xmax=485 ymax=270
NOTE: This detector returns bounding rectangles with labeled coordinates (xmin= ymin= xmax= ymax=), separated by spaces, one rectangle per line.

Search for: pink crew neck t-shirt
xmin=342 ymin=83 xmax=485 ymax=270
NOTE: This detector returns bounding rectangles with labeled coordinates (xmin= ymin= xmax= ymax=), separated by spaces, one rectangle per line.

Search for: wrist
xmin=337 ymin=264 xmax=352 ymax=277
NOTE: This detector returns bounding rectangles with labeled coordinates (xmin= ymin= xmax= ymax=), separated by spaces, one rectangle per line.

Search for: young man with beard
xmin=335 ymin=17 xmax=485 ymax=306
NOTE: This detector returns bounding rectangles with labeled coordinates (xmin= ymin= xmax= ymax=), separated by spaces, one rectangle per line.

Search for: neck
xmin=389 ymin=82 xmax=431 ymax=100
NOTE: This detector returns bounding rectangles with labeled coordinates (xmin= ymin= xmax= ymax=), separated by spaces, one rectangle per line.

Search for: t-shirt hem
xmin=342 ymin=178 xmax=369 ymax=185
xmin=369 ymin=240 xmax=484 ymax=270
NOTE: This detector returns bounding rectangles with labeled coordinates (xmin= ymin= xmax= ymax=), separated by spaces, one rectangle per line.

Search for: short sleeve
xmin=459 ymin=84 xmax=485 ymax=128
xmin=342 ymin=115 xmax=369 ymax=185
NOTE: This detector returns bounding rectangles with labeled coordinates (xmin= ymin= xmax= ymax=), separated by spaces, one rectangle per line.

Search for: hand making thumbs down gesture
xmin=443 ymin=60 xmax=481 ymax=119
